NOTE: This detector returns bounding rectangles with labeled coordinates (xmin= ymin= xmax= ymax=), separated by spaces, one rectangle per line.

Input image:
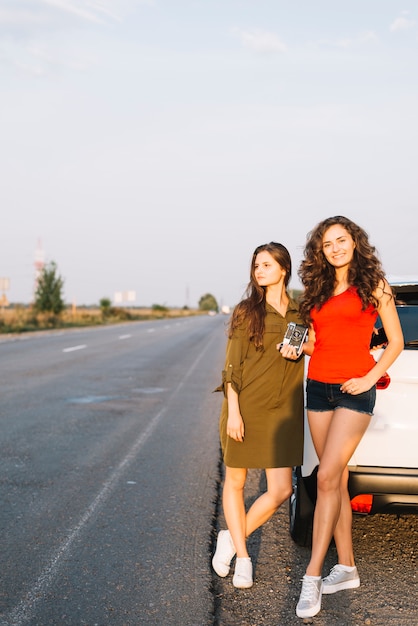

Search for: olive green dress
xmin=216 ymin=300 xmax=304 ymax=469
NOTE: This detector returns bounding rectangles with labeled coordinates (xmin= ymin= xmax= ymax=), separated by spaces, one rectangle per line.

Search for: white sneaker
xmin=322 ymin=564 xmax=360 ymax=594
xmin=212 ymin=530 xmax=236 ymax=577
xmin=232 ymin=557 xmax=253 ymax=589
xmin=296 ymin=575 xmax=322 ymax=618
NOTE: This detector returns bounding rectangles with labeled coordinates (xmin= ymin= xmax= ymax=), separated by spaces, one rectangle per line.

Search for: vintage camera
xmin=280 ymin=322 xmax=308 ymax=356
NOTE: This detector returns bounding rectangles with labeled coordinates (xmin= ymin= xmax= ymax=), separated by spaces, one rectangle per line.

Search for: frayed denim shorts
xmin=306 ymin=378 xmax=376 ymax=416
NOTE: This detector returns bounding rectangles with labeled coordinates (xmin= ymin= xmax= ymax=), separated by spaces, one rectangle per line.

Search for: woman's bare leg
xmin=332 ymin=466 xmax=355 ymax=565
xmin=308 ymin=411 xmax=355 ymax=565
xmin=245 ymin=467 xmax=292 ymax=536
xmin=223 ymin=466 xmax=249 ymax=558
xmin=306 ymin=408 xmax=371 ymax=576
xmin=223 ymin=466 xmax=292 ymax=557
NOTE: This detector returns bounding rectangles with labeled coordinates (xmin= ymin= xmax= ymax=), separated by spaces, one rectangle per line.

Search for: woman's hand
xmin=282 ymin=345 xmax=299 ymax=360
xmin=341 ymin=377 xmax=370 ymax=395
xmin=227 ymin=412 xmax=245 ymax=442
xmin=277 ymin=343 xmax=299 ymax=360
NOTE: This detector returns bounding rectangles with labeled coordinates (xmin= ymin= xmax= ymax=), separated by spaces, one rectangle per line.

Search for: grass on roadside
xmin=0 ymin=305 xmax=204 ymax=334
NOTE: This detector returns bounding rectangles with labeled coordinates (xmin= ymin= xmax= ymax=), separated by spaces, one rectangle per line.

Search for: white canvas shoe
xmin=322 ymin=564 xmax=360 ymax=594
xmin=232 ymin=557 xmax=253 ymax=589
xmin=296 ymin=575 xmax=322 ymax=618
xmin=212 ymin=530 xmax=236 ymax=577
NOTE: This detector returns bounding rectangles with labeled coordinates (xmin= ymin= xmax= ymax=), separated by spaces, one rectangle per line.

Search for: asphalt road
xmin=1 ymin=316 xmax=417 ymax=626
xmin=0 ymin=316 xmax=226 ymax=626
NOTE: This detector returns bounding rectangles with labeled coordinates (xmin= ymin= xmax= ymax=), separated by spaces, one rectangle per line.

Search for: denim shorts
xmin=306 ymin=378 xmax=376 ymax=416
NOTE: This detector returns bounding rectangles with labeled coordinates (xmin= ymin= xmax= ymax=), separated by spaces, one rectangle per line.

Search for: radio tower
xmin=34 ymin=238 xmax=45 ymax=295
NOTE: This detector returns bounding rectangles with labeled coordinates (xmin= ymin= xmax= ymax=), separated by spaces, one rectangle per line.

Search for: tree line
xmin=34 ymin=262 xmax=220 ymax=315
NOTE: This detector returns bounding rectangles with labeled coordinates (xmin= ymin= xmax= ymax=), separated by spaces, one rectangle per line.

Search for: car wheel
xmin=289 ymin=466 xmax=315 ymax=547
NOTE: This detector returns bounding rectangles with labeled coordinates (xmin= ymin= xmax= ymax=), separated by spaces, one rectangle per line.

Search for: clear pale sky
xmin=1 ymin=1 xmax=417 ymax=308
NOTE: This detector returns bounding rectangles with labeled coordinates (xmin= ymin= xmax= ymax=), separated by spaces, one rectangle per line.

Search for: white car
xmin=289 ymin=279 xmax=418 ymax=546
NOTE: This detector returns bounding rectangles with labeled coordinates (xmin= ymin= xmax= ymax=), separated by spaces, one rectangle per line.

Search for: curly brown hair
xmin=298 ymin=216 xmax=390 ymax=325
xmin=229 ymin=242 xmax=292 ymax=349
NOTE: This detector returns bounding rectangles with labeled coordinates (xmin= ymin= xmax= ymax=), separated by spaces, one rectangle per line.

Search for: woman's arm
xmin=368 ymin=279 xmax=403 ymax=378
xmin=357 ymin=279 xmax=404 ymax=390
xmin=226 ymin=383 xmax=245 ymax=442
xmin=302 ymin=326 xmax=316 ymax=357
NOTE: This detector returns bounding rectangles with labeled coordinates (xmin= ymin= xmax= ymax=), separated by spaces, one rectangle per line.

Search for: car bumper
xmin=348 ymin=465 xmax=418 ymax=514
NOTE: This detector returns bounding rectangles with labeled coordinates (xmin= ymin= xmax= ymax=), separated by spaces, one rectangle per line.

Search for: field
xmin=0 ymin=305 xmax=204 ymax=335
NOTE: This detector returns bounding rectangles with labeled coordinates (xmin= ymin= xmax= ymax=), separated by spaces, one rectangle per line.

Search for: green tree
xmin=198 ymin=293 xmax=219 ymax=312
xmin=34 ymin=261 xmax=65 ymax=315
xmin=100 ymin=297 xmax=112 ymax=318
xmin=152 ymin=303 xmax=169 ymax=312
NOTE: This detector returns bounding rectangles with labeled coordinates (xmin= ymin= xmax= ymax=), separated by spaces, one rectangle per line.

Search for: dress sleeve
xmin=214 ymin=327 xmax=248 ymax=397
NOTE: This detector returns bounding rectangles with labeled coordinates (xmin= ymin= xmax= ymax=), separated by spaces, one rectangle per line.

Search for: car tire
xmin=289 ymin=466 xmax=315 ymax=547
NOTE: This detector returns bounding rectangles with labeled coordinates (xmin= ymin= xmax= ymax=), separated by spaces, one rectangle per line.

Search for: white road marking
xmin=62 ymin=344 xmax=87 ymax=353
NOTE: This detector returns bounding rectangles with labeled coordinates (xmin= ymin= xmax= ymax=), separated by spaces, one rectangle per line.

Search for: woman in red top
xmin=295 ymin=216 xmax=404 ymax=619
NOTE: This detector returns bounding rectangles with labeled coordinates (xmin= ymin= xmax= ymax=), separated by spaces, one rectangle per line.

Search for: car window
xmin=393 ymin=284 xmax=418 ymax=305
xmin=374 ymin=306 xmax=418 ymax=348
xmin=383 ymin=284 xmax=418 ymax=348
xmin=373 ymin=287 xmax=418 ymax=348
xmin=396 ymin=305 xmax=418 ymax=347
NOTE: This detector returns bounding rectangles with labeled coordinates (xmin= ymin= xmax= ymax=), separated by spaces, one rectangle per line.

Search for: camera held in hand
xmin=279 ymin=322 xmax=308 ymax=357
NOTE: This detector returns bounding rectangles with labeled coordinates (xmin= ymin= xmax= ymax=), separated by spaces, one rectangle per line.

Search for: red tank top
xmin=308 ymin=287 xmax=378 ymax=383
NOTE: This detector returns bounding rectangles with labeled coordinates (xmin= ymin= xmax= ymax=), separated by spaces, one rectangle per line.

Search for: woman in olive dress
xmin=212 ymin=242 xmax=305 ymax=588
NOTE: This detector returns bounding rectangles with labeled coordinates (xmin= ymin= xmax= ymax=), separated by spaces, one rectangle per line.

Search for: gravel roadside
xmin=211 ymin=467 xmax=417 ymax=626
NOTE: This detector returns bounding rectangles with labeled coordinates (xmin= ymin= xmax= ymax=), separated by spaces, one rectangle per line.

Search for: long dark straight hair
xmin=229 ymin=242 xmax=292 ymax=349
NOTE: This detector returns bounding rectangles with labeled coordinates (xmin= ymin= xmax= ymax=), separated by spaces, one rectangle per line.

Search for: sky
xmin=1 ymin=0 xmax=418 ymax=308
